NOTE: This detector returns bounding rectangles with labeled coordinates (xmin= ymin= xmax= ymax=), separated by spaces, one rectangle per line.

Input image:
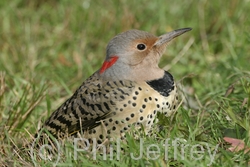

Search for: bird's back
xmin=40 ymin=70 xmax=178 ymax=142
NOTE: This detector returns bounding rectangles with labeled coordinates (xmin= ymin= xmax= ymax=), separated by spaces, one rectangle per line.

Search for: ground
xmin=0 ymin=0 xmax=249 ymax=166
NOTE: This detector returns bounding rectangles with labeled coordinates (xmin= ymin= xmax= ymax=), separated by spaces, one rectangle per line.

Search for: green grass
xmin=0 ymin=0 xmax=250 ymax=166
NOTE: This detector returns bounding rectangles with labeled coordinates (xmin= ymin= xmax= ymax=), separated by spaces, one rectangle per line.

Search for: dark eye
xmin=137 ymin=44 xmax=146 ymax=50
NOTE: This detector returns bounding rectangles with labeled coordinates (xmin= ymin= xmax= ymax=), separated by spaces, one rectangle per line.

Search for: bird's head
xmin=99 ymin=28 xmax=192 ymax=81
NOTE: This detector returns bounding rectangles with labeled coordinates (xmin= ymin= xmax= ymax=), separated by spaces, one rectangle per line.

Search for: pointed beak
xmin=154 ymin=28 xmax=192 ymax=46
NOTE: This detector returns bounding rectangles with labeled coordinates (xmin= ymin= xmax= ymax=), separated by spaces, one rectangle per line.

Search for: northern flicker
xmin=38 ymin=28 xmax=192 ymax=143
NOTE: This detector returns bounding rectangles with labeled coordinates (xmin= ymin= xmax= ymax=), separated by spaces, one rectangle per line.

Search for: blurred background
xmin=1 ymin=0 xmax=249 ymax=135
xmin=0 ymin=0 xmax=249 ymax=165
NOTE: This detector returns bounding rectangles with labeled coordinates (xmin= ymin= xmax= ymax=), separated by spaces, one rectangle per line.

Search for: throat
xmin=146 ymin=71 xmax=175 ymax=97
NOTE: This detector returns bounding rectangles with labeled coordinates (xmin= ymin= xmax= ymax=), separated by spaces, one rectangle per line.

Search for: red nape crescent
xmin=99 ymin=56 xmax=118 ymax=74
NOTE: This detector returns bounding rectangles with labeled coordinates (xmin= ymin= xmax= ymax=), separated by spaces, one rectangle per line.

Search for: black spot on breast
xmin=110 ymin=100 xmax=115 ymax=105
xmin=99 ymin=134 xmax=103 ymax=139
xmin=146 ymin=71 xmax=175 ymax=97
xmin=97 ymin=140 xmax=102 ymax=144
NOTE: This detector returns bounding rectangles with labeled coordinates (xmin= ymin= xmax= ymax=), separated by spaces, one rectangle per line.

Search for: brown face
xmin=125 ymin=28 xmax=192 ymax=68
xmin=126 ymin=37 xmax=161 ymax=67
xmin=100 ymin=28 xmax=192 ymax=79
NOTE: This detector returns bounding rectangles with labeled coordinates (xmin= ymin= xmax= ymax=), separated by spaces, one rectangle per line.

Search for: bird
xmin=37 ymin=28 xmax=192 ymax=144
